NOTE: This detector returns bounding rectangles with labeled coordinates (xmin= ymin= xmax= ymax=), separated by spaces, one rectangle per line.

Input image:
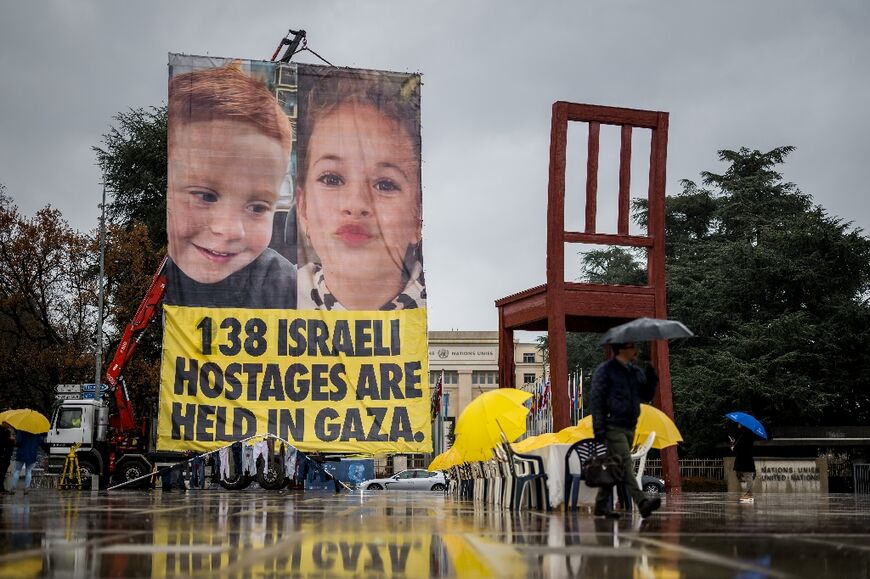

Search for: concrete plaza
xmin=1 ymin=489 xmax=869 ymax=577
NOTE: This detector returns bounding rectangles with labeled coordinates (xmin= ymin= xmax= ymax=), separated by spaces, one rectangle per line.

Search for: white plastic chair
xmin=631 ymin=431 xmax=656 ymax=488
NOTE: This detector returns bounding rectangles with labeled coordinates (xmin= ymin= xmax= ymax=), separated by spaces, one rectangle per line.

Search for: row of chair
xmin=445 ymin=437 xmax=551 ymax=511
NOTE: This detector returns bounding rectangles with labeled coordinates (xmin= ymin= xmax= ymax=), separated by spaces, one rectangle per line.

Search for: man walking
xmin=590 ymin=342 xmax=661 ymax=519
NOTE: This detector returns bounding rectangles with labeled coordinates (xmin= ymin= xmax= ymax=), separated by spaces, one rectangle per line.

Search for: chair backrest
xmin=565 ymin=438 xmax=607 ymax=476
xmin=630 ymin=431 xmax=656 ymax=487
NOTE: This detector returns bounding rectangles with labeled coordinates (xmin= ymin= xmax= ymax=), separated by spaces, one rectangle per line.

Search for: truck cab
xmin=46 ymin=399 xmax=109 ymax=481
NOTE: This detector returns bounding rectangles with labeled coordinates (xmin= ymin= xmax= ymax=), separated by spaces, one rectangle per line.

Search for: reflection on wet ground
xmin=1 ymin=490 xmax=870 ymax=577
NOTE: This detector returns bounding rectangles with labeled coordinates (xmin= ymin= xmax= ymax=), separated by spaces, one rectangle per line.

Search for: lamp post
xmin=94 ymin=184 xmax=107 ymax=388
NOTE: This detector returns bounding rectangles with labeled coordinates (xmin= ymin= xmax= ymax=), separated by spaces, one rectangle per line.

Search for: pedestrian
xmin=9 ymin=430 xmax=45 ymax=495
xmin=191 ymin=453 xmax=206 ymax=490
xmin=0 ymin=421 xmax=15 ymax=494
xmin=161 ymin=462 xmax=188 ymax=492
xmin=589 ymin=342 xmax=661 ymax=519
xmin=730 ymin=423 xmax=756 ymax=503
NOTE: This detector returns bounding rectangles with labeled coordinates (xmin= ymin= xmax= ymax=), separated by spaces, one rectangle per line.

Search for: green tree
xmin=93 ymin=106 xmax=168 ymax=248
xmin=662 ymin=147 xmax=870 ymax=455
xmin=540 ymin=147 xmax=870 ymax=456
xmin=92 ymin=107 xmax=167 ymax=401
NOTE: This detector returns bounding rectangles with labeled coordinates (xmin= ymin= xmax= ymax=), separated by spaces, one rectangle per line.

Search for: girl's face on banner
xmin=299 ymin=102 xmax=421 ymax=283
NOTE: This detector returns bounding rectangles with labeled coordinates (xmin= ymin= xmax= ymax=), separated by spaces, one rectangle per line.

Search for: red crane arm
xmin=105 ymin=256 xmax=167 ymax=432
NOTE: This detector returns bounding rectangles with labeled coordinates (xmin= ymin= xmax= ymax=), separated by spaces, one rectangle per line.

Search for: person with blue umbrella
xmin=726 ymin=412 xmax=768 ymax=504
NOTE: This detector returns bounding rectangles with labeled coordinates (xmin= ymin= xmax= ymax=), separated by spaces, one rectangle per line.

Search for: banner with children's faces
xmin=159 ymin=54 xmax=428 ymax=454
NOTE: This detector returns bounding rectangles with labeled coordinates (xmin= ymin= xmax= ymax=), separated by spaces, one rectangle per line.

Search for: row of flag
xmin=523 ymin=370 xmax=586 ymax=436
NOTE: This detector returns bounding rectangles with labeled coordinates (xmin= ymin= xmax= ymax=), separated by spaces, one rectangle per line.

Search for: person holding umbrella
xmin=10 ymin=429 xmax=45 ymax=495
xmin=0 ymin=421 xmax=15 ymax=494
xmin=590 ymin=342 xmax=661 ymax=519
xmin=730 ymin=424 xmax=756 ymax=503
xmin=726 ymin=412 xmax=767 ymax=504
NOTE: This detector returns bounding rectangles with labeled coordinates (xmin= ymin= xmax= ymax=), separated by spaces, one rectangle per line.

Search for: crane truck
xmin=44 ymin=258 xmax=283 ymax=490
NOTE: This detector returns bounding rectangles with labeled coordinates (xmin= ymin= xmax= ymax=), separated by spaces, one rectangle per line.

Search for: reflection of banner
xmin=158 ymin=306 xmax=429 ymax=453
xmin=160 ymin=54 xmax=427 ymax=453
xmin=150 ymin=519 xmax=431 ymax=578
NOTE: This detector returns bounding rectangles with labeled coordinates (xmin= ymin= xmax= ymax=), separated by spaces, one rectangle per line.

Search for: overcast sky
xmin=1 ymin=1 xmax=868 ymax=334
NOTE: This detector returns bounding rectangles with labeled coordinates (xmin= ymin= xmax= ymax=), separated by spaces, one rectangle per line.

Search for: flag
xmin=430 ymin=370 xmax=443 ymax=420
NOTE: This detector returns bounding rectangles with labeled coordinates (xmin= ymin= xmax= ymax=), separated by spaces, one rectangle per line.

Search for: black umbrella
xmin=599 ymin=317 xmax=694 ymax=345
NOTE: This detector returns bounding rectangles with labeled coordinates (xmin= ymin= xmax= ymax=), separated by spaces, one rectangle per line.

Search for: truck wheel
xmin=78 ymin=461 xmax=98 ymax=490
xmin=257 ymin=463 xmax=286 ymax=491
xmin=115 ymin=460 xmax=151 ymax=489
xmin=218 ymin=472 xmax=252 ymax=491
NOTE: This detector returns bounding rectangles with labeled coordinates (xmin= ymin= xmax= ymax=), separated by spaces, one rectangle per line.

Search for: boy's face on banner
xmin=168 ymin=119 xmax=286 ymax=283
xmin=299 ymin=102 xmax=420 ymax=281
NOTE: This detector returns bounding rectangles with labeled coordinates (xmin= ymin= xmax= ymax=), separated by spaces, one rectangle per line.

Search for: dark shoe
xmin=593 ymin=507 xmax=620 ymax=520
xmin=638 ymin=497 xmax=661 ymax=518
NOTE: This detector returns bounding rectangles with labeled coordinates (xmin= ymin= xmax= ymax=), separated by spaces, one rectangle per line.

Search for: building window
xmin=472 ymin=371 xmax=498 ymax=385
xmin=523 ymin=353 xmax=535 ymax=363
xmin=523 ymin=373 xmax=537 ymax=384
xmin=443 ymin=371 xmax=458 ymax=385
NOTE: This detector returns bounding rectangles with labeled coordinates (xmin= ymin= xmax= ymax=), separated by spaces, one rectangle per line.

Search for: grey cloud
xmin=1 ymin=0 xmax=868 ymax=331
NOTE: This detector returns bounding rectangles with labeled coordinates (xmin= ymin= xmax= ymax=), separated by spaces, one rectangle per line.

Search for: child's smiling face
xmin=167 ymin=119 xmax=287 ymax=284
xmin=298 ymin=102 xmax=421 ymax=286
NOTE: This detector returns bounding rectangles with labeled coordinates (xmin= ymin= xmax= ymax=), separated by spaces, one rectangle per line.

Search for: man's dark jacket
xmin=590 ymin=357 xmax=657 ymax=441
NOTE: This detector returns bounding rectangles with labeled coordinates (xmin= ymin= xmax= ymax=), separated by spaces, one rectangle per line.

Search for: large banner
xmin=159 ymin=54 xmax=428 ymax=453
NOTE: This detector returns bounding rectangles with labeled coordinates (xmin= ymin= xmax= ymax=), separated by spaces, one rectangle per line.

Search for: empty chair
xmin=564 ymin=438 xmax=607 ymax=510
xmin=500 ymin=437 xmax=550 ymax=511
xmin=472 ymin=462 xmax=487 ymax=504
xmin=447 ymin=466 xmax=459 ymax=497
xmin=632 ymin=431 xmax=656 ymax=488
xmin=494 ymin=444 xmax=513 ymax=509
xmin=485 ymin=459 xmax=502 ymax=507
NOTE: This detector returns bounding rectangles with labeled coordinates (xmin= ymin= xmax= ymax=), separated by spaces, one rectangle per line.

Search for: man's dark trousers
xmin=595 ymin=426 xmax=646 ymax=512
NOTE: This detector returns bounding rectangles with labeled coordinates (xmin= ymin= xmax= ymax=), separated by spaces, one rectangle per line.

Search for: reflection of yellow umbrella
xmin=557 ymin=404 xmax=682 ymax=449
xmin=442 ymin=534 xmax=527 ymax=578
xmin=454 ymin=389 xmax=531 ymax=459
xmin=1 ymin=409 xmax=50 ymax=434
xmin=512 ymin=432 xmax=562 ymax=453
xmin=442 ymin=534 xmax=496 ymax=577
xmin=0 ymin=556 xmax=43 ymax=577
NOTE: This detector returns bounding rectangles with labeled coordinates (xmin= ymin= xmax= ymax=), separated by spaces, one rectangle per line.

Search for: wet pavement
xmin=1 ymin=489 xmax=869 ymax=578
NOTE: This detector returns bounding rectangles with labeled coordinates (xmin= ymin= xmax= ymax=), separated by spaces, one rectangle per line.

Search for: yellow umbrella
xmin=0 ymin=409 xmax=22 ymax=423
xmin=512 ymin=432 xmax=562 ymax=453
xmin=555 ymin=421 xmax=594 ymax=444
xmin=429 ymin=445 xmax=464 ymax=471
xmin=557 ymin=404 xmax=682 ymax=449
xmin=2 ymin=409 xmax=50 ymax=434
xmin=454 ymin=389 xmax=531 ymax=459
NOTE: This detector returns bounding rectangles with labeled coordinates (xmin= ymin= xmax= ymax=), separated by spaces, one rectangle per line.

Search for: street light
xmin=94 ymin=184 xmax=107 ymax=388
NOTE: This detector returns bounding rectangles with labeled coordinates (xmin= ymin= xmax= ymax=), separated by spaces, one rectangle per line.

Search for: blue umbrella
xmin=725 ymin=412 xmax=768 ymax=440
